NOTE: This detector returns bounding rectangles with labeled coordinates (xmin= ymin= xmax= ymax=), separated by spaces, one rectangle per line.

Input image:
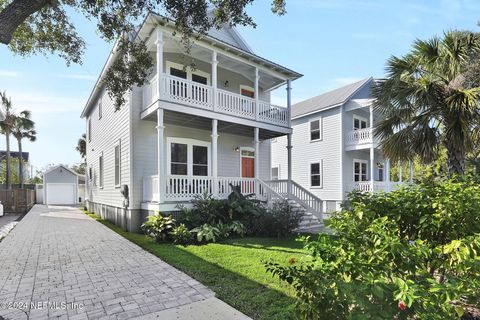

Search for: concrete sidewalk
xmin=0 ymin=205 xmax=250 ymax=320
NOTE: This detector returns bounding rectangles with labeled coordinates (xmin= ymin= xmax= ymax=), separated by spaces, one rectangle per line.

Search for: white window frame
xmin=114 ymin=142 xmax=121 ymax=187
xmin=98 ymin=99 xmax=102 ymax=120
xmin=166 ymin=61 xmax=211 ymax=85
xmin=310 ymin=117 xmax=322 ymax=142
xmin=167 ymin=137 xmax=211 ymax=176
xmin=239 ymin=85 xmax=255 ymax=98
xmin=88 ymin=117 xmax=92 ymax=142
xmin=353 ymin=159 xmax=368 ymax=182
xmin=99 ymin=153 xmax=104 ymax=189
xmin=376 ymin=162 xmax=385 ymax=181
xmin=271 ymin=165 xmax=280 ymax=180
xmin=309 ymin=160 xmax=323 ymax=188
xmin=353 ymin=115 xmax=368 ymax=130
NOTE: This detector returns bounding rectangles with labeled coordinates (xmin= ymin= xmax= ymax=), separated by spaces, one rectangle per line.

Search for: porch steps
xmin=287 ymin=200 xmax=325 ymax=234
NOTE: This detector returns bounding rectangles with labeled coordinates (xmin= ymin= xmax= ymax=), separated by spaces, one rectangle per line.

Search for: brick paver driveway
xmin=0 ymin=205 xmax=216 ymax=320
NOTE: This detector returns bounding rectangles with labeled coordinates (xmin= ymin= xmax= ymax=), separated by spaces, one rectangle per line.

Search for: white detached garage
xmin=43 ymin=165 xmax=79 ymax=205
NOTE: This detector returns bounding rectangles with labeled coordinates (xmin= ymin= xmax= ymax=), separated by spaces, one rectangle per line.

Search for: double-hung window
xmin=98 ymin=100 xmax=102 ymax=119
xmin=310 ymin=119 xmax=322 ymax=141
xmin=114 ymin=144 xmax=121 ymax=187
xmin=353 ymin=115 xmax=367 ymax=130
xmin=354 ymin=160 xmax=368 ymax=182
xmin=168 ymin=138 xmax=210 ymax=176
xmin=310 ymin=161 xmax=323 ymax=188
xmin=88 ymin=118 xmax=92 ymax=142
xmin=271 ymin=166 xmax=280 ymax=180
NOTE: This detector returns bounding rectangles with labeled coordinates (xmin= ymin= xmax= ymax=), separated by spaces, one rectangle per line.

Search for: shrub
xmin=171 ymin=223 xmax=193 ymax=245
xmin=266 ymin=178 xmax=480 ymax=319
xmin=178 ymin=191 xmax=228 ymax=229
xmin=191 ymin=224 xmax=221 ymax=243
xmin=227 ymin=184 xmax=262 ymax=222
xmin=249 ymin=200 xmax=303 ymax=237
xmin=229 ymin=220 xmax=247 ymax=237
xmin=141 ymin=213 xmax=175 ymax=242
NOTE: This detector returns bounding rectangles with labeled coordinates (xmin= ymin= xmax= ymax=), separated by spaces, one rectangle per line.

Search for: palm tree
xmin=0 ymin=91 xmax=16 ymax=189
xmin=373 ymin=31 xmax=480 ymax=175
xmin=76 ymin=133 xmax=86 ymax=159
xmin=12 ymin=111 xmax=36 ymax=188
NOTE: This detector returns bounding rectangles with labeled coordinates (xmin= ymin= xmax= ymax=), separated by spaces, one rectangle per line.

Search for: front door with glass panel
xmin=240 ymin=148 xmax=255 ymax=193
xmin=354 ymin=160 xmax=368 ymax=182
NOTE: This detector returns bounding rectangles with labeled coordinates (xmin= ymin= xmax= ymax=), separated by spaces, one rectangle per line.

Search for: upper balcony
xmin=142 ymin=73 xmax=289 ymax=128
xmin=345 ymin=127 xmax=380 ymax=150
xmin=136 ymin=22 xmax=301 ymax=133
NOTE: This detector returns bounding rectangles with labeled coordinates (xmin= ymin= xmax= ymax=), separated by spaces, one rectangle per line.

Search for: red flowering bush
xmin=266 ymin=178 xmax=480 ymax=319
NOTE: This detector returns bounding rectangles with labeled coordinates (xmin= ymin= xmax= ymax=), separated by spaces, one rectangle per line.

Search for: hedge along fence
xmin=0 ymin=189 xmax=36 ymax=213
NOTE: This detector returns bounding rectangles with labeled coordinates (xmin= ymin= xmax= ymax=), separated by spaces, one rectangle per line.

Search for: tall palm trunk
xmin=5 ymin=130 xmax=11 ymax=189
xmin=17 ymin=137 xmax=23 ymax=188
xmin=445 ymin=137 xmax=465 ymax=176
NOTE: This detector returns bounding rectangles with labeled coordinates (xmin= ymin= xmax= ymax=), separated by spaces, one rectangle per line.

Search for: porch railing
xmin=345 ymin=128 xmax=375 ymax=146
xmin=349 ymin=181 xmax=404 ymax=193
xmin=142 ymin=74 xmax=290 ymax=127
xmin=266 ymin=179 xmax=323 ymax=219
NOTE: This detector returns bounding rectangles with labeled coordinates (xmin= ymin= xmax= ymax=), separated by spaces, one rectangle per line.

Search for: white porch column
xmin=212 ymin=119 xmax=218 ymax=196
xmin=212 ymin=51 xmax=218 ymax=111
xmin=398 ymin=160 xmax=403 ymax=182
xmin=286 ymin=80 xmax=292 ymax=199
xmin=155 ymin=29 xmax=164 ymax=98
xmin=409 ymin=160 xmax=414 ymax=183
xmin=369 ymin=105 xmax=375 ymax=192
xmin=254 ymin=68 xmax=259 ymax=120
xmin=157 ymin=109 xmax=165 ymax=203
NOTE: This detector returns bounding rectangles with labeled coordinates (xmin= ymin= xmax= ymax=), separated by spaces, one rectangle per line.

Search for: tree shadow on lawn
xmin=96 ymin=219 xmax=300 ymax=320
xmin=222 ymin=237 xmax=307 ymax=255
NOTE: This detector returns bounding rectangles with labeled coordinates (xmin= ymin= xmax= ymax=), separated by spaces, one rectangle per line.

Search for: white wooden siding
xmin=85 ymin=88 xmax=131 ymax=208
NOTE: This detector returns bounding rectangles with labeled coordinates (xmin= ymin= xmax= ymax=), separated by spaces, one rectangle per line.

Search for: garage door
xmin=46 ymin=183 xmax=76 ymax=205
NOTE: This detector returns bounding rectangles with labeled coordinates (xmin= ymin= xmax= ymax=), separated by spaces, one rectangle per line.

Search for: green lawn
xmin=85 ymin=211 xmax=308 ymax=319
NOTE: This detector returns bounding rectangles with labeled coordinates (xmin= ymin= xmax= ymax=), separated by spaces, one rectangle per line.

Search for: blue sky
xmin=0 ymin=0 xmax=479 ymax=172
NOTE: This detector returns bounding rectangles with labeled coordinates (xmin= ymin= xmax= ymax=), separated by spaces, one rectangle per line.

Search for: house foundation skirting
xmin=85 ymin=200 xmax=146 ymax=232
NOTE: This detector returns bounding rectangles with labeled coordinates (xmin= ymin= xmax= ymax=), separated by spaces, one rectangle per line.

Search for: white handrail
xmin=345 ymin=128 xmax=373 ymax=145
xmin=161 ymin=74 xmax=213 ymax=110
xmin=217 ymin=88 xmax=256 ymax=119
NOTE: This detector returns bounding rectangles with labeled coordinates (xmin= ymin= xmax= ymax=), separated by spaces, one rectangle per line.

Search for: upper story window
xmin=88 ymin=118 xmax=92 ymax=142
xmin=310 ymin=118 xmax=322 ymax=141
xmin=240 ymin=85 xmax=255 ymax=98
xmin=167 ymin=61 xmax=210 ymax=85
xmin=310 ymin=161 xmax=323 ymax=188
xmin=353 ymin=115 xmax=368 ymax=130
xmin=114 ymin=143 xmax=121 ymax=187
xmin=98 ymin=100 xmax=102 ymax=119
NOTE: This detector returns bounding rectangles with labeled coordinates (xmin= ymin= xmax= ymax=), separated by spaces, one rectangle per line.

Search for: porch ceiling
xmin=143 ymin=109 xmax=285 ymax=140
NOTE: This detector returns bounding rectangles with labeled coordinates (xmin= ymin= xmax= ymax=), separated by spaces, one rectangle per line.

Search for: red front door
xmin=241 ymin=157 xmax=255 ymax=193
xmin=242 ymin=157 xmax=254 ymax=178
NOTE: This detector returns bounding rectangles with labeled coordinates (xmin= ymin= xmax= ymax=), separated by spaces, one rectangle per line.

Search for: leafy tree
xmin=0 ymin=157 xmax=21 ymax=184
xmin=11 ymin=110 xmax=36 ymax=188
xmin=0 ymin=91 xmax=15 ymax=189
xmin=76 ymin=133 xmax=86 ymax=159
xmin=70 ymin=162 xmax=86 ymax=175
xmin=373 ymin=31 xmax=480 ymax=175
xmin=0 ymin=0 xmax=287 ymax=108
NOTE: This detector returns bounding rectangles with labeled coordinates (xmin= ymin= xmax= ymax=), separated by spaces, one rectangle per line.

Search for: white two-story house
xmin=271 ymin=78 xmax=406 ymax=212
xmin=80 ymin=13 xmax=324 ymax=231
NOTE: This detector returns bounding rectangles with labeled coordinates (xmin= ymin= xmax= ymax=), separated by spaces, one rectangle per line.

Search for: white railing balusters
xmin=349 ymin=181 xmax=405 ymax=193
xmin=142 ymin=73 xmax=290 ymax=127
xmin=345 ymin=128 xmax=374 ymax=146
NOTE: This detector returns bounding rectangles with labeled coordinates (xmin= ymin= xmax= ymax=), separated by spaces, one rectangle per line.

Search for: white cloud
xmin=0 ymin=70 xmax=21 ymax=78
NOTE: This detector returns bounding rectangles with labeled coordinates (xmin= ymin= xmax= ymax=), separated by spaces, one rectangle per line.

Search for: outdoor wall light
xmin=234 ymin=147 xmax=240 ymax=152
xmin=224 ymin=80 xmax=230 ymax=87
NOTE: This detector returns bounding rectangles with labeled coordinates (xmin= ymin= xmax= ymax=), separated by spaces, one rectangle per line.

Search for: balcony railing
xmin=345 ymin=128 xmax=378 ymax=146
xmin=142 ymin=74 xmax=289 ymax=127
xmin=349 ymin=181 xmax=404 ymax=193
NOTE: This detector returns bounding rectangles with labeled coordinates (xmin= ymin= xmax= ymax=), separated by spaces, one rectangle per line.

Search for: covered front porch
xmin=140 ymin=107 xmax=294 ymax=209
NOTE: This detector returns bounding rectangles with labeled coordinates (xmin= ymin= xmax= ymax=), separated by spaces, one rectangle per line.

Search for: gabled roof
xmin=43 ymin=165 xmax=79 ymax=177
xmin=291 ymin=77 xmax=373 ymax=119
